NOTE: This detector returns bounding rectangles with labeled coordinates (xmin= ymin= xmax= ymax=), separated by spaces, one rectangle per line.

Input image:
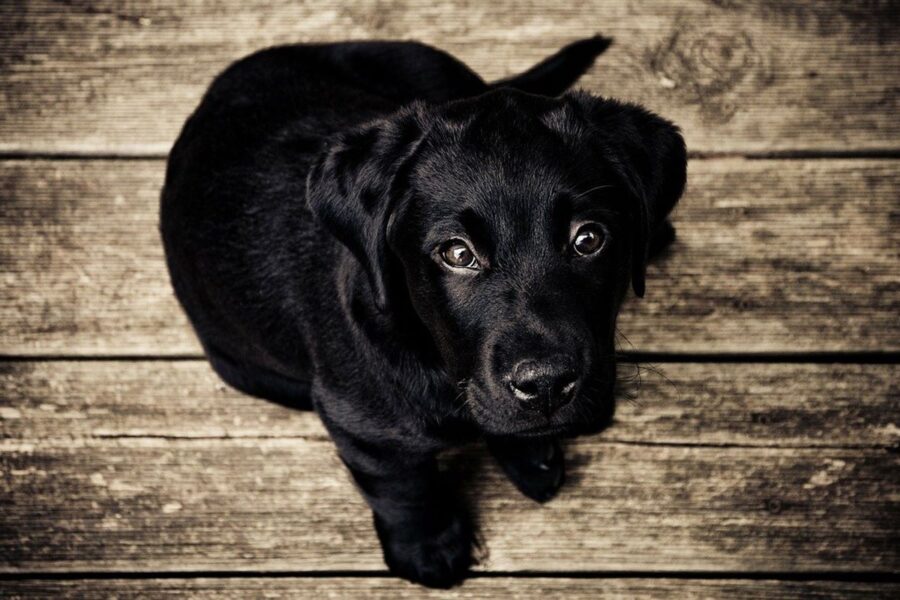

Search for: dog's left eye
xmin=571 ymin=223 xmax=608 ymax=256
xmin=439 ymin=239 xmax=480 ymax=270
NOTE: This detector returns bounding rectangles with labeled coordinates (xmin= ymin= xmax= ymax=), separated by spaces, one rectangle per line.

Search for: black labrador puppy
xmin=160 ymin=36 xmax=686 ymax=588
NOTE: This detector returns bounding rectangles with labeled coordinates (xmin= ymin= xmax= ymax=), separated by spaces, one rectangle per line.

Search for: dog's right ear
xmin=306 ymin=104 xmax=430 ymax=312
xmin=557 ymin=92 xmax=687 ymax=298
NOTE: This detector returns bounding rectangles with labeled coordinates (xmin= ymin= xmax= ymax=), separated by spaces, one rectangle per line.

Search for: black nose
xmin=509 ymin=356 xmax=580 ymax=416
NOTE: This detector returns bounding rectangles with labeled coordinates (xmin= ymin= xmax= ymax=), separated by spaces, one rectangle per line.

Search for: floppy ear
xmin=306 ymin=105 xmax=429 ymax=312
xmin=564 ymin=92 xmax=687 ymax=298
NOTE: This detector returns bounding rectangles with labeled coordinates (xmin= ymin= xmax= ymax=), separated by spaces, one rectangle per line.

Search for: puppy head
xmin=307 ymin=89 xmax=686 ymax=437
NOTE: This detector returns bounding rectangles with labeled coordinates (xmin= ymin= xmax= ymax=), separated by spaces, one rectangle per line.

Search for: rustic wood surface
xmin=1 ymin=361 xmax=898 ymax=573
xmin=1 ymin=1 xmax=898 ymax=155
xmin=2 ymin=437 xmax=897 ymax=572
xmin=2 ymin=158 xmax=898 ymax=355
xmin=4 ymin=578 xmax=900 ymax=599
xmin=2 ymin=0 xmax=898 ymax=595
xmin=2 ymin=361 xmax=898 ymax=449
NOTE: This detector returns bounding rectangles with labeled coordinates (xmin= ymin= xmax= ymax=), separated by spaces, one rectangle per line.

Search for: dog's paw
xmin=490 ymin=438 xmax=565 ymax=503
xmin=375 ymin=510 xmax=473 ymax=588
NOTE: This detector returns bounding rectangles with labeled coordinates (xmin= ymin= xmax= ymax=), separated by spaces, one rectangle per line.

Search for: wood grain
xmin=1 ymin=361 xmax=898 ymax=449
xmin=0 ymin=1 xmax=898 ymax=154
xmin=1 ymin=362 xmax=898 ymax=574
xmin=1 ymin=158 xmax=897 ymax=354
xmin=1 ymin=435 xmax=896 ymax=572
xmin=4 ymin=578 xmax=900 ymax=599
xmin=1 ymin=0 xmax=897 ymax=592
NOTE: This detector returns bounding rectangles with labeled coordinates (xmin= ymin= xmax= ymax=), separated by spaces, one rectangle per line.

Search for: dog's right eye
xmin=439 ymin=240 xmax=480 ymax=270
xmin=571 ymin=223 xmax=609 ymax=257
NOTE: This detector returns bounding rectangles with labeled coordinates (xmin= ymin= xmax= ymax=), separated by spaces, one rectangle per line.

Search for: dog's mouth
xmin=461 ymin=376 xmax=615 ymax=438
xmin=504 ymin=422 xmax=578 ymax=438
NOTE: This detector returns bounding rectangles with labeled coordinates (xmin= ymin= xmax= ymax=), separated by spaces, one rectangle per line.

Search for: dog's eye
xmin=571 ymin=224 xmax=608 ymax=256
xmin=440 ymin=240 xmax=480 ymax=270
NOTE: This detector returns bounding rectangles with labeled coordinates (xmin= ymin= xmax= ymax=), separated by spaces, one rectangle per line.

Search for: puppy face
xmin=308 ymin=89 xmax=686 ymax=437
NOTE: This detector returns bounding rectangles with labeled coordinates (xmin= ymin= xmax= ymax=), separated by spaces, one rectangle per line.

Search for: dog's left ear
xmin=306 ymin=104 xmax=429 ymax=312
xmin=562 ymin=92 xmax=687 ymax=298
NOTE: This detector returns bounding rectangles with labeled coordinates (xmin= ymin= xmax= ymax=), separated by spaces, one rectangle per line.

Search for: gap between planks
xmin=2 ymin=352 xmax=899 ymax=363
xmin=2 ymin=575 xmax=900 ymax=600
xmin=2 ymin=150 xmax=900 ymax=161
xmin=1 ymin=435 xmax=894 ymax=452
xmin=2 ymin=570 xmax=900 ymax=582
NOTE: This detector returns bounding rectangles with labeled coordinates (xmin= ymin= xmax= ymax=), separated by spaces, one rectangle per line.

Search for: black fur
xmin=160 ymin=36 xmax=686 ymax=588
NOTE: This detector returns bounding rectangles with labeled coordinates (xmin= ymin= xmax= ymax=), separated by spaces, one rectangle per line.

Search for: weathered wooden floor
xmin=1 ymin=1 xmax=898 ymax=597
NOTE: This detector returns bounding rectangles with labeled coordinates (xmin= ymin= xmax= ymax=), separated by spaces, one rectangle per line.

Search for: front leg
xmin=487 ymin=436 xmax=565 ymax=503
xmin=335 ymin=435 xmax=473 ymax=588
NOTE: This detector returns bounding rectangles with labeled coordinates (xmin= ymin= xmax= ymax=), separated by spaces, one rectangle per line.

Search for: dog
xmin=160 ymin=36 xmax=686 ymax=588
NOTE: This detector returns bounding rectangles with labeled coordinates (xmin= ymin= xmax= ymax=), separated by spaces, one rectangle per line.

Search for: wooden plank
xmin=0 ymin=160 xmax=190 ymax=355
xmin=0 ymin=1 xmax=897 ymax=154
xmin=1 ymin=361 xmax=898 ymax=449
xmin=1 ymin=158 xmax=898 ymax=354
xmin=1 ymin=361 xmax=897 ymax=573
xmin=4 ymin=578 xmax=900 ymax=599
xmin=0 ymin=436 xmax=896 ymax=572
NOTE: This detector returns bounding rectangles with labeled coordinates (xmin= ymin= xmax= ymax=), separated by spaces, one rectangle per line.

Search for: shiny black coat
xmin=160 ymin=37 xmax=685 ymax=588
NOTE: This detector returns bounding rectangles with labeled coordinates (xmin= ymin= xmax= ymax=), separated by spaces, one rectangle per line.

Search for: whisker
xmin=635 ymin=362 xmax=679 ymax=394
xmin=572 ymin=183 xmax=615 ymax=200
xmin=615 ymin=327 xmax=636 ymax=351
xmin=442 ymin=377 xmax=482 ymax=420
